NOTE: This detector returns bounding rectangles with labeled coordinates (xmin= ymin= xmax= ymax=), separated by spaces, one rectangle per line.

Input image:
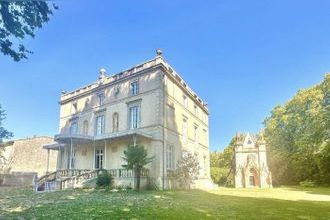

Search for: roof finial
xmin=156 ymin=48 xmax=163 ymax=57
xmin=99 ymin=68 xmax=106 ymax=78
xmin=98 ymin=68 xmax=107 ymax=85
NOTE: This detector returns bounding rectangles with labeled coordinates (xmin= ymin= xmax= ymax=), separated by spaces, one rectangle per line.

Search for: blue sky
xmin=0 ymin=0 xmax=328 ymax=151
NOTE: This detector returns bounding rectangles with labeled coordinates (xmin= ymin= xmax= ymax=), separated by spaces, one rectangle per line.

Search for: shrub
xmin=299 ymin=180 xmax=316 ymax=188
xmin=96 ymin=170 xmax=113 ymax=188
xmin=174 ymin=150 xmax=201 ymax=190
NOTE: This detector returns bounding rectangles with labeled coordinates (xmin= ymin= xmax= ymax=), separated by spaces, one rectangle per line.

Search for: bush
xmin=299 ymin=180 xmax=316 ymax=188
xmin=96 ymin=170 xmax=114 ymax=188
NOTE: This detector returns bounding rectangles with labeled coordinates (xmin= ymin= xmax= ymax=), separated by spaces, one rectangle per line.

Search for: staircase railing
xmin=35 ymin=171 xmax=57 ymax=191
xmin=35 ymin=168 xmax=150 ymax=191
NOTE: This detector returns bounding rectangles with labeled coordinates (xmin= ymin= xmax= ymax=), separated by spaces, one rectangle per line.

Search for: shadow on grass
xmin=1 ymin=188 xmax=330 ymax=219
xmin=281 ymin=186 xmax=330 ymax=196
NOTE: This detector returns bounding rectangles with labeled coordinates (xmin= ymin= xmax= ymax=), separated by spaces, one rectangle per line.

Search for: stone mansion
xmin=44 ymin=50 xmax=211 ymax=189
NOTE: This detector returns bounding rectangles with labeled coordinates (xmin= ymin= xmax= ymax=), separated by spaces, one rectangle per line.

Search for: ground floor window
xmin=166 ymin=144 xmax=174 ymax=170
xmin=95 ymin=149 xmax=103 ymax=169
xmin=249 ymin=176 xmax=255 ymax=186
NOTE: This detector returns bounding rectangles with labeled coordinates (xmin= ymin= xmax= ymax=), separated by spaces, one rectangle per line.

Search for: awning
xmin=53 ymin=130 xmax=153 ymax=144
xmin=94 ymin=130 xmax=153 ymax=141
xmin=54 ymin=134 xmax=94 ymax=143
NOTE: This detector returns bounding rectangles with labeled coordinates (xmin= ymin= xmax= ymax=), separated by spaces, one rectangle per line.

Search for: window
xmin=112 ymin=112 xmax=119 ymax=132
xmin=84 ymin=98 xmax=89 ymax=108
xmin=194 ymin=105 xmax=198 ymax=116
xmin=183 ymin=95 xmax=188 ymax=108
xmin=83 ymin=120 xmax=88 ymax=135
xmin=70 ymin=121 xmax=78 ymax=134
xmin=203 ymin=155 xmax=208 ymax=176
xmin=166 ymin=105 xmax=175 ymax=128
xmin=182 ymin=117 xmax=188 ymax=141
xmin=194 ymin=125 xmax=199 ymax=143
xmin=72 ymin=102 xmax=78 ymax=114
xmin=129 ymin=106 xmax=140 ymax=129
xmin=95 ymin=115 xmax=105 ymax=136
xmin=95 ymin=148 xmax=103 ymax=169
xmin=166 ymin=144 xmax=174 ymax=169
xmin=203 ymin=129 xmax=208 ymax=143
xmin=97 ymin=93 xmax=105 ymax=106
xmin=130 ymin=81 xmax=139 ymax=95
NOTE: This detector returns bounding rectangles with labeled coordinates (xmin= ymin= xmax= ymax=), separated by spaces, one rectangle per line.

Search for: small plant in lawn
xmin=299 ymin=180 xmax=316 ymax=187
xmin=96 ymin=169 xmax=114 ymax=188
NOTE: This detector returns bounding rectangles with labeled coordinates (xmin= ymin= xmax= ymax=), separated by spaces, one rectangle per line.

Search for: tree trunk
xmin=136 ymin=168 xmax=141 ymax=191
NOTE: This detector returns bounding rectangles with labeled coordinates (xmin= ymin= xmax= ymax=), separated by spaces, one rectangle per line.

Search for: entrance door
xmin=95 ymin=148 xmax=104 ymax=169
xmin=249 ymin=176 xmax=255 ymax=186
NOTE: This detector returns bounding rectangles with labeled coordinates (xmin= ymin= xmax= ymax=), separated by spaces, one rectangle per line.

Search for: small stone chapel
xmin=234 ymin=131 xmax=272 ymax=188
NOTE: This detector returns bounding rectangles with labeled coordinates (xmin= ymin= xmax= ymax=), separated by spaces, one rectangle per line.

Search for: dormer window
xmin=72 ymin=102 xmax=78 ymax=114
xmin=97 ymin=93 xmax=105 ymax=106
xmin=130 ymin=81 xmax=139 ymax=95
xmin=183 ymin=95 xmax=188 ymax=108
xmin=194 ymin=105 xmax=198 ymax=116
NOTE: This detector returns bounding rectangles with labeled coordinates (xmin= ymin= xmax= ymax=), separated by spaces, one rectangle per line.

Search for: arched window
xmin=70 ymin=121 xmax=78 ymax=134
xmin=83 ymin=120 xmax=88 ymax=135
xmin=112 ymin=113 xmax=119 ymax=132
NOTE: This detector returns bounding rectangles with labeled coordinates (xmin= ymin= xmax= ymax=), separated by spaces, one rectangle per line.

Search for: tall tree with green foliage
xmin=264 ymin=74 xmax=330 ymax=185
xmin=0 ymin=104 xmax=13 ymax=144
xmin=122 ymin=145 xmax=154 ymax=191
xmin=0 ymin=104 xmax=13 ymax=171
xmin=210 ymin=138 xmax=235 ymax=186
xmin=0 ymin=1 xmax=57 ymax=61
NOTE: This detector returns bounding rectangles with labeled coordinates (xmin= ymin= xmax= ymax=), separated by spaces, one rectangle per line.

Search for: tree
xmin=0 ymin=104 xmax=13 ymax=144
xmin=264 ymin=74 xmax=330 ymax=185
xmin=174 ymin=150 xmax=201 ymax=189
xmin=210 ymin=138 xmax=235 ymax=186
xmin=0 ymin=104 xmax=13 ymax=173
xmin=0 ymin=1 xmax=57 ymax=61
xmin=122 ymin=145 xmax=154 ymax=191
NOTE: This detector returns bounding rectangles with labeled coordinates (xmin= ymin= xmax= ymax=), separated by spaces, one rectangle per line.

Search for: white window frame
xmin=70 ymin=121 xmax=78 ymax=134
xmin=183 ymin=95 xmax=188 ymax=108
xmin=194 ymin=125 xmax=199 ymax=144
xmin=95 ymin=115 xmax=105 ymax=136
xmin=166 ymin=144 xmax=175 ymax=170
xmin=95 ymin=148 xmax=104 ymax=169
xmin=129 ymin=106 xmax=140 ymax=129
xmin=130 ymin=80 xmax=139 ymax=96
xmin=97 ymin=93 xmax=105 ymax=106
xmin=182 ymin=117 xmax=188 ymax=142
xmin=83 ymin=120 xmax=89 ymax=135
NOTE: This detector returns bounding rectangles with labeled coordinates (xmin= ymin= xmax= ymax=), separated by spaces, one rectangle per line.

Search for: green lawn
xmin=0 ymin=187 xmax=329 ymax=219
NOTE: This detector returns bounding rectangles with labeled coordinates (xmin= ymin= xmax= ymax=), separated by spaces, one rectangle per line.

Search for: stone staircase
xmin=35 ymin=169 xmax=150 ymax=192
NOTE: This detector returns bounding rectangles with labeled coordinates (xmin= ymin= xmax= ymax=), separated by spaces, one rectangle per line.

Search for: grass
xmin=0 ymin=186 xmax=329 ymax=219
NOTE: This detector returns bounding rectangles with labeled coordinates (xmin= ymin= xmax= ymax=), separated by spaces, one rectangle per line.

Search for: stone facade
xmin=234 ymin=132 xmax=272 ymax=188
xmin=0 ymin=136 xmax=57 ymax=176
xmin=48 ymin=50 xmax=211 ymax=189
